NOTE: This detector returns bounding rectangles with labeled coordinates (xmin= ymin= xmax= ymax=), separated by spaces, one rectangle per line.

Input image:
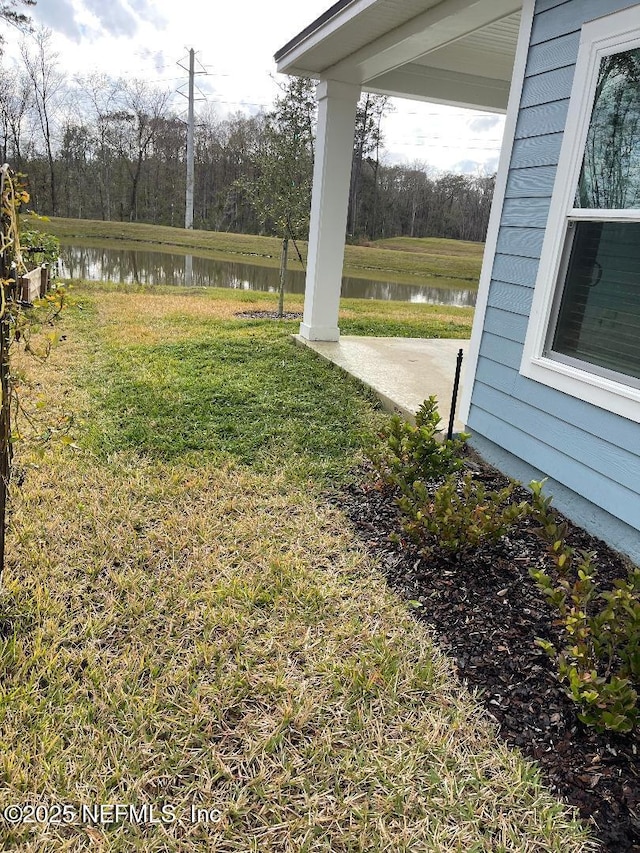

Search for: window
xmin=521 ymin=7 xmax=640 ymax=421
xmin=548 ymin=47 xmax=640 ymax=386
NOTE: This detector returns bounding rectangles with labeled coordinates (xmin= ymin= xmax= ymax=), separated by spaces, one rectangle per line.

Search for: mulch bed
xmin=331 ymin=450 xmax=639 ymax=852
xmin=234 ymin=311 xmax=303 ymax=320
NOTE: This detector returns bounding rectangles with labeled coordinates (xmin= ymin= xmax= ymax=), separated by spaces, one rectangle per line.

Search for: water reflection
xmin=59 ymin=245 xmax=477 ymax=307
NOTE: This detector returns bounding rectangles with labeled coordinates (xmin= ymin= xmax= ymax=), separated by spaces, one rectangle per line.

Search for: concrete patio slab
xmin=293 ymin=335 xmax=470 ymax=433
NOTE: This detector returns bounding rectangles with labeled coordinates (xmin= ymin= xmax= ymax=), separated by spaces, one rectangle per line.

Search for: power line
xmin=386 ymin=141 xmax=502 ymax=150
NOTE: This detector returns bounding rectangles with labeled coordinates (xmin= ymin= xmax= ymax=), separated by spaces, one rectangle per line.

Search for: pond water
xmin=58 ymin=245 xmax=477 ymax=307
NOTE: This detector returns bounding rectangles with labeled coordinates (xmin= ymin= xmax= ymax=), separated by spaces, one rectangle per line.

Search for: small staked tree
xmin=242 ymin=76 xmax=316 ymax=317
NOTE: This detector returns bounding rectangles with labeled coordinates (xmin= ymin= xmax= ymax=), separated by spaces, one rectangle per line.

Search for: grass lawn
xmin=0 ymin=284 xmax=594 ymax=851
xmin=74 ymin=280 xmax=474 ymax=341
xmin=27 ymin=217 xmax=484 ymax=287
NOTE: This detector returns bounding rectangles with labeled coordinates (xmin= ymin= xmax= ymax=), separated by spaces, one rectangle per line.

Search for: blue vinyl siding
xmin=520 ymin=66 xmax=574 ymax=106
xmin=530 ymin=0 xmax=636 ymax=44
xmin=502 ymin=197 xmax=551 ymax=227
xmin=515 ymin=103 xmax=569 ymax=139
xmin=491 ymin=254 xmax=540 ymax=286
xmin=526 ymin=31 xmax=580 ymax=73
xmin=483 ymin=307 xmax=529 ymax=342
xmin=468 ymin=405 xmax=640 ymax=531
xmin=474 ymin=382 xmax=640 ymax=496
xmin=486 ymin=281 xmax=534 ymax=315
xmin=474 ymin=355 xmax=640 ymax=447
xmin=505 ymin=164 xmax=558 ymax=196
xmin=510 ymin=133 xmax=563 ymax=168
xmin=468 ymin=0 xmax=640 ymax=553
xmin=477 ymin=333 xmax=523 ymax=369
xmin=496 ymin=226 xmax=545 ymax=259
xmin=534 ymin=0 xmax=572 ymax=15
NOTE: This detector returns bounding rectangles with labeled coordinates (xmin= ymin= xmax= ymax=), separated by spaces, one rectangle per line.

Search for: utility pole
xmin=177 ymin=49 xmax=206 ymax=231
xmin=185 ymin=48 xmax=195 ymax=229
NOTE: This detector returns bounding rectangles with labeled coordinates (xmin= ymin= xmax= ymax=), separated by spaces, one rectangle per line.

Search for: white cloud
xmin=483 ymin=155 xmax=500 ymax=173
xmin=468 ymin=115 xmax=503 ymax=133
xmin=452 ymin=158 xmax=499 ymax=175
xmin=29 ymin=0 xmax=168 ymax=41
xmin=5 ymin=0 xmax=508 ymax=171
xmin=82 ymin=0 xmax=139 ymax=37
xmin=30 ymin=0 xmax=83 ymax=40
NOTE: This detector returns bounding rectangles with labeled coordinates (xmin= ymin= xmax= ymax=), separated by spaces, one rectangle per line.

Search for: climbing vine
xmin=0 ymin=165 xmax=68 ymax=581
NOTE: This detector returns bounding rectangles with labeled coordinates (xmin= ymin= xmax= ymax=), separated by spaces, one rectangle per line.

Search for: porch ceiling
xmin=275 ymin=0 xmax=523 ymax=112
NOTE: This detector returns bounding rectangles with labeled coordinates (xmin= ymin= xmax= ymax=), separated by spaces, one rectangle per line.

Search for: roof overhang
xmin=275 ymin=0 xmax=524 ymax=113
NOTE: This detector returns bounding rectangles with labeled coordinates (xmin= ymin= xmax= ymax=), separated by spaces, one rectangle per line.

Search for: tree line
xmin=1 ymin=29 xmax=495 ymax=244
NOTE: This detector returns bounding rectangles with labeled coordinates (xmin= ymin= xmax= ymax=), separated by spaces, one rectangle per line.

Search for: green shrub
xmin=399 ymin=471 xmax=529 ymax=555
xmin=20 ymin=228 xmax=60 ymax=276
xmin=368 ymin=396 xmax=468 ymax=494
xmin=529 ymin=479 xmax=639 ymax=733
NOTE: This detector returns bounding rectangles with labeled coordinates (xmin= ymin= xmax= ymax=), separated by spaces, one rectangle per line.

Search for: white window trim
xmin=520 ymin=5 xmax=640 ymax=424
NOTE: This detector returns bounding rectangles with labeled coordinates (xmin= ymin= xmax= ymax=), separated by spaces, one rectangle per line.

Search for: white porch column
xmin=300 ymin=79 xmax=360 ymax=342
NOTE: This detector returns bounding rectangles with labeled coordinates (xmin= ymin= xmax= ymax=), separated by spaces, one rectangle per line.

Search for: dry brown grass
xmin=92 ymin=291 xmax=277 ymax=346
xmin=0 ymin=290 xmax=595 ymax=851
xmin=78 ymin=284 xmax=472 ymax=348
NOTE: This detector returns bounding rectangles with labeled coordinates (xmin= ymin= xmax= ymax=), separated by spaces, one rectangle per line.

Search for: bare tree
xmin=208 ymin=109 xmax=266 ymax=232
xmin=0 ymin=66 xmax=32 ymax=166
xmin=0 ymin=0 xmax=35 ymax=50
xmin=348 ymin=93 xmax=391 ymax=239
xmin=20 ymin=28 xmax=64 ymax=214
xmin=8 ymin=56 xmax=496 ymax=241
xmin=109 ymin=79 xmax=171 ymax=221
xmin=75 ymin=73 xmax=125 ymax=220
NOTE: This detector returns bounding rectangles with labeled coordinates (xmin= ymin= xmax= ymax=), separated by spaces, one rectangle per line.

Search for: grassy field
xmin=74 ymin=280 xmax=474 ymax=340
xmin=26 ymin=217 xmax=484 ymax=287
xmin=0 ymin=283 xmax=595 ymax=851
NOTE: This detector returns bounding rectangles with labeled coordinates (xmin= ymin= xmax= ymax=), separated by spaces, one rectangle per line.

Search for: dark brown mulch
xmin=331 ymin=451 xmax=639 ymax=853
xmin=234 ymin=311 xmax=303 ymax=320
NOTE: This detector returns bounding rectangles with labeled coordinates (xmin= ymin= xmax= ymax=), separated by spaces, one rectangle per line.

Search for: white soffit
xmin=276 ymin=0 xmax=523 ymax=112
xmin=412 ymin=12 xmax=521 ymax=78
xmin=275 ymin=0 xmax=443 ymax=75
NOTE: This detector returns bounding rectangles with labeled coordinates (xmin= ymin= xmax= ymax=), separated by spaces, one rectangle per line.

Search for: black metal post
xmin=446 ymin=348 xmax=464 ymax=440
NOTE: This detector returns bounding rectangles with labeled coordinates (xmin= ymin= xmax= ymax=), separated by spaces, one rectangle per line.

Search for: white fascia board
xmin=276 ymin=66 xmax=322 ymax=80
xmin=458 ymin=0 xmax=535 ymax=427
xmin=368 ymin=65 xmax=510 ymax=111
xmin=325 ymin=0 xmax=522 ymax=84
xmin=275 ymin=0 xmax=379 ymax=75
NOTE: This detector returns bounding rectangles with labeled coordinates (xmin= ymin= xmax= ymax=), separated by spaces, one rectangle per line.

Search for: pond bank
xmin=58 ymin=244 xmax=478 ymax=305
xmin=26 ymin=216 xmax=484 ymax=289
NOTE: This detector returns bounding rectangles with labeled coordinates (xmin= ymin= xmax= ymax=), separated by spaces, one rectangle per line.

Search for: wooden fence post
xmin=40 ymin=263 xmax=49 ymax=298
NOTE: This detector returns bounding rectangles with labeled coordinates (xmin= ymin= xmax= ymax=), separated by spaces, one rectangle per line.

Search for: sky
xmin=3 ymin=0 xmax=506 ymax=174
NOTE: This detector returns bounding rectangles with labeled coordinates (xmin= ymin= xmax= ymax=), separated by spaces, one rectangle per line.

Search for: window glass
xmin=551 ymin=221 xmax=640 ymax=382
xmin=575 ymin=47 xmax=640 ymax=209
